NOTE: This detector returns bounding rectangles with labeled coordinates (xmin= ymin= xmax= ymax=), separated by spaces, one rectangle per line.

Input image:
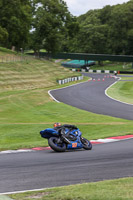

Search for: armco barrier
xmin=71 ymin=69 xmax=133 ymax=74
xmin=118 ymin=71 xmax=133 ymax=74
xmin=57 ymin=76 xmax=83 ymax=84
xmin=71 ymin=68 xmax=117 ymax=73
xmin=27 ymin=52 xmax=133 ymax=63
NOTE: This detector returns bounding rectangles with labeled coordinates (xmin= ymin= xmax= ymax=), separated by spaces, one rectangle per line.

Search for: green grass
xmin=0 ymin=47 xmax=17 ymax=54
xmin=120 ymin=76 xmax=133 ymax=80
xmin=0 ymin=102 xmax=132 ymax=150
xmin=8 ymin=178 xmax=133 ymax=200
xmin=107 ymin=80 xmax=133 ymax=104
xmin=0 ymin=59 xmax=80 ymax=91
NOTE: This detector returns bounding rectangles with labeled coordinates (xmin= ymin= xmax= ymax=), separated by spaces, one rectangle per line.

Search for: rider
xmin=54 ymin=122 xmax=62 ymax=128
xmin=53 ymin=123 xmax=77 ymax=131
xmin=53 ymin=122 xmax=78 ymax=137
xmin=53 ymin=123 xmax=66 ymax=135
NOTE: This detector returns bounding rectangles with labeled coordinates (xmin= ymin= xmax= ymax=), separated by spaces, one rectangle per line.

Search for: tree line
xmin=0 ymin=0 xmax=133 ymax=55
xmin=73 ymin=0 xmax=133 ymax=55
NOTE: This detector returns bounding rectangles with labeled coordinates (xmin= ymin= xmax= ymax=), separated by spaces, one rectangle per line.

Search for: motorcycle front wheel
xmin=48 ymin=137 xmax=67 ymax=152
xmin=81 ymin=137 xmax=92 ymax=150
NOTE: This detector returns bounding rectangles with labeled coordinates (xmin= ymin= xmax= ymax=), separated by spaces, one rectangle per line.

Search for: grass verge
xmin=107 ymin=80 xmax=133 ymax=104
xmin=0 ymin=101 xmax=132 ymax=150
xmin=8 ymin=177 xmax=133 ymax=200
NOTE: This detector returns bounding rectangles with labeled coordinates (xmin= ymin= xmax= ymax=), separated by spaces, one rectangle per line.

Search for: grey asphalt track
xmin=50 ymin=73 xmax=133 ymax=120
xmin=0 ymin=139 xmax=133 ymax=194
xmin=0 ymin=73 xmax=133 ymax=194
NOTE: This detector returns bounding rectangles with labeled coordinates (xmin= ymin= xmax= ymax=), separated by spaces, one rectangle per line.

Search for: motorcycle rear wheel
xmin=48 ymin=137 xmax=67 ymax=152
xmin=81 ymin=137 xmax=92 ymax=150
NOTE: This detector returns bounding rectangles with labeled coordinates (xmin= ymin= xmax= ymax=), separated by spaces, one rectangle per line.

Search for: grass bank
xmin=9 ymin=178 xmax=133 ymax=200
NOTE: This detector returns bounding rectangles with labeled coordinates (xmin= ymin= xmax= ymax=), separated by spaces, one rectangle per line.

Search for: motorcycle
xmin=40 ymin=124 xmax=92 ymax=152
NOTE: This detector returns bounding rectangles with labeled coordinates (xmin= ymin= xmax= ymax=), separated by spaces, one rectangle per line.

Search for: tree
xmin=73 ymin=9 xmax=109 ymax=54
xmin=0 ymin=0 xmax=32 ymax=50
xmin=127 ymin=29 xmax=133 ymax=55
xmin=0 ymin=26 xmax=8 ymax=46
xmin=99 ymin=5 xmax=112 ymax=25
xmin=72 ymin=24 xmax=109 ymax=54
xmin=32 ymin=0 xmax=79 ymax=53
xmin=75 ymin=1 xmax=133 ymax=55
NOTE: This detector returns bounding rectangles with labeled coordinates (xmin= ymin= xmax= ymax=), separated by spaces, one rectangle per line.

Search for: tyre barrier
xmin=57 ymin=76 xmax=83 ymax=85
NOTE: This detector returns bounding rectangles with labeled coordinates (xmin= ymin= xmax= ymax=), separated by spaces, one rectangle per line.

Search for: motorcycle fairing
xmin=40 ymin=128 xmax=59 ymax=139
xmin=67 ymin=141 xmax=83 ymax=149
xmin=67 ymin=130 xmax=83 ymax=149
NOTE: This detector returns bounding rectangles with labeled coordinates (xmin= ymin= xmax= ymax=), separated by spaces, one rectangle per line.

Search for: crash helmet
xmin=53 ymin=122 xmax=61 ymax=127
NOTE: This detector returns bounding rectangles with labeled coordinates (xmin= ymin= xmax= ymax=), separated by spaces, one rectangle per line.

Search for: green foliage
xmin=127 ymin=28 xmax=133 ymax=54
xmin=74 ymin=24 xmax=109 ymax=53
xmin=74 ymin=1 xmax=133 ymax=55
xmin=31 ymin=0 xmax=79 ymax=53
xmin=0 ymin=26 xmax=8 ymax=46
xmin=1 ymin=0 xmax=133 ymax=55
xmin=0 ymin=0 xmax=32 ymax=50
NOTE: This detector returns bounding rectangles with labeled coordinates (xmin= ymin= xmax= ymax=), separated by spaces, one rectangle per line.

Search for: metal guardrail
xmin=28 ymin=52 xmax=133 ymax=63
xmin=72 ymin=68 xmax=133 ymax=74
xmin=53 ymin=53 xmax=133 ymax=63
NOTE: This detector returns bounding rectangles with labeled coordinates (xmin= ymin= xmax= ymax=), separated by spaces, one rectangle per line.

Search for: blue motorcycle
xmin=40 ymin=124 xmax=92 ymax=152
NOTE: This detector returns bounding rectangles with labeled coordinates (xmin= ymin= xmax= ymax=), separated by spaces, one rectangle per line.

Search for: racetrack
xmin=50 ymin=73 xmax=133 ymax=120
xmin=0 ymin=139 xmax=133 ymax=194
xmin=0 ymin=73 xmax=133 ymax=194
